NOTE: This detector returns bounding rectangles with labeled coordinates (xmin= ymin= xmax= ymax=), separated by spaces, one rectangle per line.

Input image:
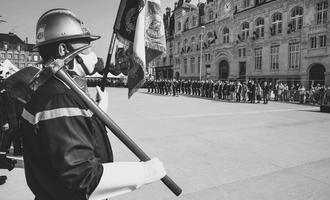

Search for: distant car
xmin=320 ymin=89 xmax=330 ymax=113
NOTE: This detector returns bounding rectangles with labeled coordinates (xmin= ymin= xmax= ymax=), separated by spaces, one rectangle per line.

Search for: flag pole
xmin=100 ymin=32 xmax=116 ymax=91
xmin=56 ymin=68 xmax=182 ymax=196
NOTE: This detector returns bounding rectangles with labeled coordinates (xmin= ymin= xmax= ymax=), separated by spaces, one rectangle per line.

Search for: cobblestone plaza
xmin=1 ymin=88 xmax=330 ymax=200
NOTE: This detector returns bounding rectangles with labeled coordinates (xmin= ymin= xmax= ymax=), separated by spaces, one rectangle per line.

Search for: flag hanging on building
xmin=114 ymin=0 xmax=166 ymax=98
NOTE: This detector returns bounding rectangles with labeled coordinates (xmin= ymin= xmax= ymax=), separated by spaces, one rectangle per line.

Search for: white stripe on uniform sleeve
xmin=22 ymin=107 xmax=93 ymax=125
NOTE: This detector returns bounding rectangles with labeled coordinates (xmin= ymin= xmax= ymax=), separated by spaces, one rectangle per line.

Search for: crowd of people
xmin=145 ymin=79 xmax=329 ymax=105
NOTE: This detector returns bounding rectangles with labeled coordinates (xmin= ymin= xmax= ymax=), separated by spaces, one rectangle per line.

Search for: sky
xmin=0 ymin=0 xmax=198 ymax=62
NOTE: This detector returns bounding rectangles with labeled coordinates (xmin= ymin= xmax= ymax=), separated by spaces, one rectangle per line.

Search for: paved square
xmin=1 ymin=88 xmax=330 ymax=200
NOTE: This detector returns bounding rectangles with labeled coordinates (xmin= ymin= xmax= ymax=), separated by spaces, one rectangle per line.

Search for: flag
xmin=114 ymin=0 xmax=166 ymax=98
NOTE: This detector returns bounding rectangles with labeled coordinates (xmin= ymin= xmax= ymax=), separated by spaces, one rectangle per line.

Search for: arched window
xmin=271 ymin=13 xmax=282 ymax=35
xmin=223 ymin=27 xmax=229 ymax=43
xmin=241 ymin=22 xmax=249 ymax=40
xmin=289 ymin=7 xmax=303 ymax=32
xmin=191 ymin=37 xmax=196 ymax=51
xmin=177 ymin=42 xmax=181 ymax=54
xmin=255 ymin=18 xmax=264 ymax=39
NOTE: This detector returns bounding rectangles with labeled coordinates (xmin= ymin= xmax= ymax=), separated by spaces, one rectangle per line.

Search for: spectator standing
xmin=262 ymin=81 xmax=270 ymax=104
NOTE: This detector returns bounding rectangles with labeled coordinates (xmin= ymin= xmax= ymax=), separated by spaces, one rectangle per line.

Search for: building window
xmin=289 ymin=7 xmax=303 ymax=33
xmin=184 ymin=39 xmax=188 ymax=53
xmin=255 ymin=48 xmax=262 ymax=70
xmin=17 ymin=45 xmax=21 ymax=51
xmin=191 ymin=57 xmax=195 ymax=74
xmin=207 ymin=32 xmax=214 ymax=45
xmin=289 ymin=43 xmax=300 ymax=69
xmin=34 ymin=55 xmax=39 ymax=61
xmin=176 ymin=58 xmax=181 ymax=65
xmin=177 ymin=42 xmax=181 ymax=54
xmin=20 ymin=63 xmax=25 ymax=68
xmin=317 ymin=1 xmax=328 ymax=24
xmin=271 ymin=13 xmax=282 ymax=35
xmin=0 ymin=53 xmax=5 ymax=58
xmin=241 ymin=22 xmax=249 ymax=41
xmin=4 ymin=44 xmax=8 ymax=51
xmin=191 ymin=37 xmax=196 ymax=51
xmin=310 ymin=36 xmax=317 ymax=48
xmin=14 ymin=54 xmax=19 ymax=59
xmin=239 ymin=48 xmax=246 ymax=57
xmin=320 ymin=35 xmax=327 ymax=47
xmin=208 ymin=10 xmax=213 ymax=21
xmin=192 ymin=16 xmax=197 ymax=27
xmin=243 ymin=0 xmax=250 ymax=8
xmin=184 ymin=18 xmax=189 ymax=31
xmin=20 ymin=54 xmax=25 ymax=59
xmin=223 ymin=27 xmax=229 ymax=43
xmin=162 ymin=57 xmax=166 ymax=65
xmin=178 ymin=22 xmax=181 ymax=31
xmin=184 ymin=58 xmax=188 ymax=74
xmin=270 ymin=46 xmax=279 ymax=70
xmin=254 ymin=18 xmax=264 ymax=39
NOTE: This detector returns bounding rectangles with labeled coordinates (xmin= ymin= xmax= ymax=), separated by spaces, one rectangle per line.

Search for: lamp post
xmin=199 ymin=26 xmax=205 ymax=81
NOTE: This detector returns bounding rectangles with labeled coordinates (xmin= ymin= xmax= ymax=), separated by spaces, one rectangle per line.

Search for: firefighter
xmin=20 ymin=8 xmax=166 ymax=200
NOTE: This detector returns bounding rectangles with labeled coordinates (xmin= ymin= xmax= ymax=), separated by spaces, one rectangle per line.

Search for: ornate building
xmin=155 ymin=0 xmax=330 ymax=87
xmin=0 ymin=32 xmax=42 ymax=69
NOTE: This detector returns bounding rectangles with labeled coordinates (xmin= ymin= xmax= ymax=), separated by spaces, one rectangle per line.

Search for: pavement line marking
xmin=120 ymin=107 xmax=319 ymax=121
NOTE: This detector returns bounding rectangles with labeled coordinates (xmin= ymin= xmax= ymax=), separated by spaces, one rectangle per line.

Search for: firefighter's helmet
xmin=34 ymin=8 xmax=100 ymax=49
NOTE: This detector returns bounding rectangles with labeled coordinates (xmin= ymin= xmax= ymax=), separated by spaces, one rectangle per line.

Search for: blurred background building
xmin=0 ymin=32 xmax=42 ymax=69
xmin=154 ymin=0 xmax=330 ymax=88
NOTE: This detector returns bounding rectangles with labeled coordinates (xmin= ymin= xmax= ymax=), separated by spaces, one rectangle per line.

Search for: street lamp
xmin=199 ymin=26 xmax=205 ymax=81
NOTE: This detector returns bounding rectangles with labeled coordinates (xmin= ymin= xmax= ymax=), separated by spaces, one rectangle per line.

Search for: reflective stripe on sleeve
xmin=22 ymin=107 xmax=93 ymax=125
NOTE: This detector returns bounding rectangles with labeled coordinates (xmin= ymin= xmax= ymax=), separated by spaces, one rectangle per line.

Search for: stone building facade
xmin=155 ymin=0 xmax=330 ymax=87
xmin=0 ymin=32 xmax=42 ymax=69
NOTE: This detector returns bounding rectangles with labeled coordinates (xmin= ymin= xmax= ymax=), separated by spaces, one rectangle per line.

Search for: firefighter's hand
xmin=142 ymin=157 xmax=166 ymax=185
xmin=96 ymin=86 xmax=109 ymax=112
xmin=1 ymin=123 xmax=9 ymax=131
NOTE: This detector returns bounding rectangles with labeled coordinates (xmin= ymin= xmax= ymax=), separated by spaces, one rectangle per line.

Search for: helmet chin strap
xmin=75 ymin=54 xmax=90 ymax=76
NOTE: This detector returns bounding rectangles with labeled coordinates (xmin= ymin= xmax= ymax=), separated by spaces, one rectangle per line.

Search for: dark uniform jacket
xmin=21 ymin=77 xmax=113 ymax=200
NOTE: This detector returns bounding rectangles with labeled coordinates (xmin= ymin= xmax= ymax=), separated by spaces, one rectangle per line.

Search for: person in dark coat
xmin=250 ymin=81 xmax=256 ymax=103
xmin=19 ymin=9 xmax=166 ymax=200
xmin=262 ymin=81 xmax=270 ymax=104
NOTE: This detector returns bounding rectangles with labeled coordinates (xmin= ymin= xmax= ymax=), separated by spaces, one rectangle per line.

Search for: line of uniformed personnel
xmin=145 ymin=79 xmax=272 ymax=104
